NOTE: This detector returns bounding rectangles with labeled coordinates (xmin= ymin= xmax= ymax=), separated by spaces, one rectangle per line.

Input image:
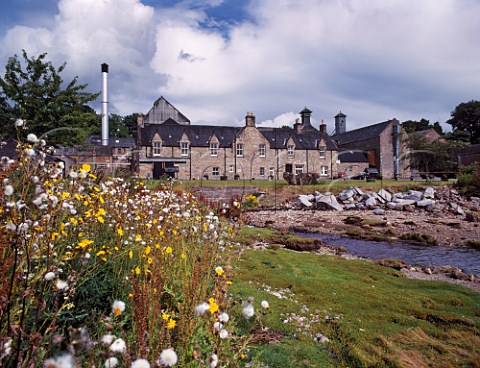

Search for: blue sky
xmin=1 ymin=0 xmax=479 ymax=132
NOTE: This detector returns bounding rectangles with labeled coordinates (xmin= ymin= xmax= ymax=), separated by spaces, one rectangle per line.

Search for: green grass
xmin=230 ymin=247 xmax=480 ymax=367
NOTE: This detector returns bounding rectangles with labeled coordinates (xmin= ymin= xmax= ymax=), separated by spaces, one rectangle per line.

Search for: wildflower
xmin=165 ymin=246 xmax=173 ymax=254
xmin=15 ymin=118 xmax=24 ymax=127
xmin=209 ymin=354 xmax=219 ymax=368
xmin=131 ymin=359 xmax=150 ymax=368
xmin=242 ymin=304 xmax=254 ymax=319
xmin=209 ymin=299 xmax=219 ymax=314
xmin=195 ymin=302 xmax=210 ymax=316
xmin=110 ymin=338 xmax=127 ymax=353
xmin=0 ymin=338 xmax=12 ymax=360
xmin=213 ymin=321 xmax=222 ymax=332
xmin=219 ymin=329 xmax=229 ymax=339
xmin=81 ymin=163 xmax=91 ymax=173
xmin=261 ymin=300 xmax=270 ymax=309
xmin=167 ymin=319 xmax=176 ymax=329
xmin=44 ymin=272 xmax=56 ymax=281
xmin=4 ymin=185 xmax=13 ymax=196
xmin=112 ymin=300 xmax=126 ymax=316
xmin=162 ymin=313 xmax=170 ymax=321
xmin=218 ymin=312 xmax=229 ymax=323
xmin=55 ymin=280 xmax=68 ymax=291
xmin=215 ymin=266 xmax=223 ymax=276
xmin=101 ymin=334 xmax=115 ymax=345
xmin=77 ymin=239 xmax=94 ymax=249
xmin=159 ymin=348 xmax=177 ymax=367
xmin=104 ymin=357 xmax=119 ymax=368
xmin=26 ymin=148 xmax=36 ymax=157
xmin=27 ymin=133 xmax=38 ymax=143
xmin=6 ymin=222 xmax=16 ymax=231
xmin=43 ymin=353 xmax=75 ymax=368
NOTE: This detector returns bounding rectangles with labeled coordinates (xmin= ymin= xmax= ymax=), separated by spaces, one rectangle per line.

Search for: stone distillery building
xmin=135 ymin=97 xmax=339 ymax=180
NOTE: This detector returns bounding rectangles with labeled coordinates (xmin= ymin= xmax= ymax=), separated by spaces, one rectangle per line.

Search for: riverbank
xmin=241 ymin=209 xmax=480 ymax=291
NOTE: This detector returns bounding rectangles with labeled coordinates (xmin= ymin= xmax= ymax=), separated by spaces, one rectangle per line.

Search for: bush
xmin=456 ymin=163 xmax=480 ymax=196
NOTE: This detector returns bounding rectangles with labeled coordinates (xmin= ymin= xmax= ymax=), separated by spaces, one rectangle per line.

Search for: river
xmin=296 ymin=233 xmax=480 ymax=277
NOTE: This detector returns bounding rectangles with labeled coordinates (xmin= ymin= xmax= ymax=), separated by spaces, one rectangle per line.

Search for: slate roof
xmin=338 ymin=150 xmax=369 ymax=163
xmin=87 ymin=135 xmax=135 ymax=147
xmin=332 ymin=120 xmax=393 ymax=145
xmin=140 ymin=121 xmax=338 ymax=151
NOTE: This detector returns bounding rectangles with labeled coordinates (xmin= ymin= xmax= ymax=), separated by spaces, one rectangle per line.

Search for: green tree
xmin=401 ymin=118 xmax=443 ymax=135
xmin=446 ymin=100 xmax=480 ymax=144
xmin=0 ymin=50 xmax=100 ymax=146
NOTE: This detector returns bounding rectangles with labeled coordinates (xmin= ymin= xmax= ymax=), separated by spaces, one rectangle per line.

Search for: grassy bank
xmin=230 ymin=246 xmax=480 ymax=367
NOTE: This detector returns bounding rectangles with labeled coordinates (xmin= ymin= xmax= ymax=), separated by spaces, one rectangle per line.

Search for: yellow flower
xmin=135 ymin=267 xmax=141 ymax=275
xmin=96 ymin=250 xmax=106 ymax=256
xmin=117 ymin=228 xmax=123 ymax=236
xmin=70 ymin=217 xmax=78 ymax=226
xmin=145 ymin=246 xmax=151 ymax=256
xmin=135 ymin=234 xmax=142 ymax=242
xmin=162 ymin=313 xmax=170 ymax=321
xmin=88 ymin=173 xmax=97 ymax=179
xmin=51 ymin=232 xmax=60 ymax=240
xmin=99 ymin=195 xmax=104 ymax=204
xmin=97 ymin=216 xmax=104 ymax=224
xmin=129 ymin=250 xmax=133 ymax=259
xmin=215 ymin=266 xmax=224 ymax=276
xmin=167 ymin=319 xmax=176 ymax=329
xmin=97 ymin=208 xmax=106 ymax=216
xmin=77 ymin=239 xmax=94 ymax=249
xmin=226 ymin=281 xmax=233 ymax=285
xmin=181 ymin=252 xmax=186 ymax=260
xmin=61 ymin=192 xmax=70 ymax=199
xmin=81 ymin=163 xmax=91 ymax=173
xmin=165 ymin=246 xmax=172 ymax=254
xmin=147 ymin=257 xmax=153 ymax=264
xmin=209 ymin=299 xmax=219 ymax=314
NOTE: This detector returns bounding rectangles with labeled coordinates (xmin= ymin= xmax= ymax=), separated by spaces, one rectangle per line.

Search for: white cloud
xmin=0 ymin=0 xmax=479 ymax=131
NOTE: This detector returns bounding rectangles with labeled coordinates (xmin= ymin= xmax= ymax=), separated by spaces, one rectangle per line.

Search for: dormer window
xmin=287 ymin=144 xmax=294 ymax=158
xmin=180 ymin=142 xmax=189 ymax=156
xmin=319 ymin=145 xmax=326 ymax=158
xmin=210 ymin=143 xmax=219 ymax=156
xmin=153 ymin=142 xmax=162 ymax=156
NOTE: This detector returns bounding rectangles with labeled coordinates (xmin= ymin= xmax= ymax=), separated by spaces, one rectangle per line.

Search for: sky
xmin=0 ymin=0 xmax=479 ymax=133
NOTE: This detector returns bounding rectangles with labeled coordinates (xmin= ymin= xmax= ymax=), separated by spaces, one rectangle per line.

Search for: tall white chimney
xmin=101 ymin=63 xmax=109 ymax=146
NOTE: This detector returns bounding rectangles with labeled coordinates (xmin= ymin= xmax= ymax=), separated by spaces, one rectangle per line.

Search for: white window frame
xmin=320 ymin=166 xmax=328 ymax=176
xmin=153 ymin=142 xmax=161 ymax=156
xmin=236 ymin=143 xmax=244 ymax=157
xmin=180 ymin=142 xmax=189 ymax=156
xmin=212 ymin=167 xmax=220 ymax=176
xmin=259 ymin=144 xmax=266 ymax=157
xmin=229 ymin=164 xmax=234 ymax=173
xmin=269 ymin=167 xmax=275 ymax=177
xmin=210 ymin=142 xmax=219 ymax=156
xmin=259 ymin=167 xmax=265 ymax=176
xmin=287 ymin=145 xmax=294 ymax=158
xmin=319 ymin=145 xmax=326 ymax=158
xmin=295 ymin=165 xmax=304 ymax=175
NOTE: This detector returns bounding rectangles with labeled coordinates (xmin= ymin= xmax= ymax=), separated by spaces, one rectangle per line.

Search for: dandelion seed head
xmin=43 ymin=353 xmax=74 ymax=368
xmin=44 ymin=272 xmax=56 ymax=281
xmin=101 ymin=334 xmax=115 ymax=346
xmin=27 ymin=133 xmax=38 ymax=143
xmin=131 ymin=358 xmax=150 ymax=368
xmin=159 ymin=348 xmax=177 ymax=367
xmin=195 ymin=302 xmax=210 ymax=316
xmin=4 ymin=185 xmax=14 ymax=196
xmin=261 ymin=300 xmax=270 ymax=309
xmin=104 ymin=357 xmax=119 ymax=368
xmin=219 ymin=329 xmax=229 ymax=339
xmin=55 ymin=280 xmax=68 ymax=290
xmin=109 ymin=338 xmax=127 ymax=353
xmin=218 ymin=312 xmax=229 ymax=323
xmin=242 ymin=304 xmax=254 ymax=319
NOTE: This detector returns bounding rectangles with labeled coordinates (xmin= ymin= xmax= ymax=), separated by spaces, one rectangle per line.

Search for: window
xmin=259 ymin=167 xmax=265 ymax=176
xmin=210 ymin=143 xmax=218 ymax=156
xmin=212 ymin=167 xmax=220 ymax=176
xmin=229 ymin=165 xmax=234 ymax=173
xmin=153 ymin=142 xmax=161 ymax=156
xmin=236 ymin=143 xmax=244 ymax=157
xmin=287 ymin=145 xmax=294 ymax=158
xmin=319 ymin=145 xmax=326 ymax=158
xmin=259 ymin=144 xmax=266 ymax=157
xmin=320 ymin=166 xmax=328 ymax=176
xmin=269 ymin=167 xmax=275 ymax=178
xmin=295 ymin=165 xmax=304 ymax=175
xmin=180 ymin=142 xmax=189 ymax=156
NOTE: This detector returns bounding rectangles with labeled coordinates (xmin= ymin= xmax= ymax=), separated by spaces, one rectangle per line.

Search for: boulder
xmin=365 ymin=197 xmax=377 ymax=208
xmin=423 ymin=187 xmax=435 ymax=199
xmin=337 ymin=189 xmax=355 ymax=201
xmin=316 ymin=195 xmax=344 ymax=211
xmin=373 ymin=208 xmax=386 ymax=215
xmin=297 ymin=195 xmax=313 ymax=208
xmin=416 ymin=199 xmax=435 ymax=207
xmin=378 ymin=188 xmax=392 ymax=202
xmin=465 ymin=212 xmax=480 ymax=222
xmin=404 ymin=190 xmax=423 ymax=201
